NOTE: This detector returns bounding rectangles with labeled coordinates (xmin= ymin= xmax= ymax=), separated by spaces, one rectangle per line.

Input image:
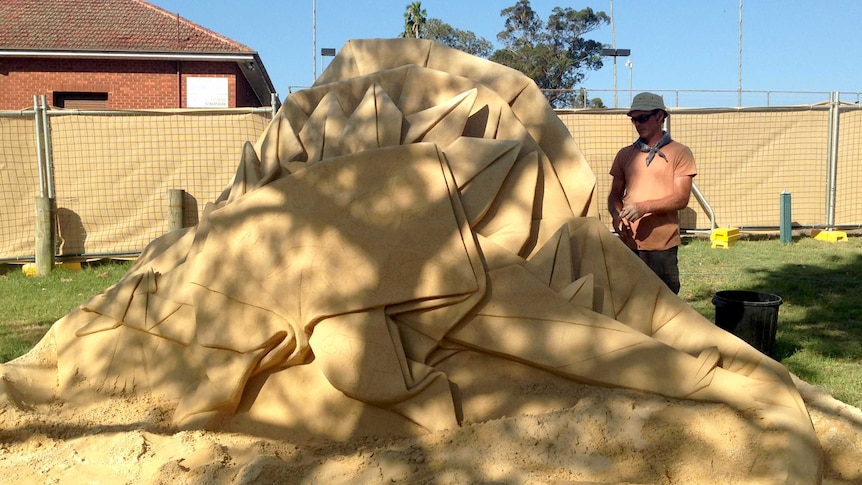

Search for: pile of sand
xmin=2 ymin=352 xmax=860 ymax=484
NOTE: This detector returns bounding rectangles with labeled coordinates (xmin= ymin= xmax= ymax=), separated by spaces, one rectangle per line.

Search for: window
xmin=53 ymin=92 xmax=108 ymax=109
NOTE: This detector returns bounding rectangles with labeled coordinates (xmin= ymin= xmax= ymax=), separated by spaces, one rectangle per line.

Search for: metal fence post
xmin=33 ymin=96 xmax=46 ymax=198
xmin=33 ymin=95 xmax=55 ymax=274
xmin=41 ymin=95 xmax=56 ymax=201
xmin=825 ymin=91 xmax=840 ymax=229
xmin=780 ymin=191 xmax=792 ymax=244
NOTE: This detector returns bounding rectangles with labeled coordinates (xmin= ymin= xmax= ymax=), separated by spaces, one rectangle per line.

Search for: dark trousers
xmin=633 ymin=246 xmax=681 ymax=294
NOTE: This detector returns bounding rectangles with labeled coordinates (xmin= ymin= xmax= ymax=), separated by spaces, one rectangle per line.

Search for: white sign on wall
xmin=187 ymin=77 xmax=229 ymax=108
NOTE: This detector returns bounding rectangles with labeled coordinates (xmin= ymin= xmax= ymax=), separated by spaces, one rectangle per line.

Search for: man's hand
xmin=618 ymin=202 xmax=645 ymax=223
xmin=613 ymin=213 xmax=635 ymax=246
xmin=613 ymin=213 xmax=629 ymax=233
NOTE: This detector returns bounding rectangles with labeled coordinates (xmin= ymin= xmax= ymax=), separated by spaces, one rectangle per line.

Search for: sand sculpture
xmin=2 ymin=39 xmax=822 ymax=482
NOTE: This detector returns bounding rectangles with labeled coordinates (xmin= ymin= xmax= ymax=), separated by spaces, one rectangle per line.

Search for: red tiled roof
xmin=0 ymin=0 xmax=254 ymax=54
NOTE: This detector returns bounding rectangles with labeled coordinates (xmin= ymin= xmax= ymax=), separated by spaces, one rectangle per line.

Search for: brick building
xmin=0 ymin=0 xmax=277 ymax=110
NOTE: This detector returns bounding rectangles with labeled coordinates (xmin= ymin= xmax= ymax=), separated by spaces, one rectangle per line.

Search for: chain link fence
xmin=557 ymin=96 xmax=862 ymax=233
xmin=1 ymin=104 xmax=272 ymax=261
xmin=554 ymin=88 xmax=862 ymax=109
xmin=3 ymin=92 xmax=862 ymax=262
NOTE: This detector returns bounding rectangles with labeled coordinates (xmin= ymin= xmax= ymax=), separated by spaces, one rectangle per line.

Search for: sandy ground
xmin=2 ymin=349 xmax=861 ymax=485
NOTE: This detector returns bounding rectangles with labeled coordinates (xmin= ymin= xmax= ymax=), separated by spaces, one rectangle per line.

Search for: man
xmin=608 ymin=92 xmax=696 ymax=294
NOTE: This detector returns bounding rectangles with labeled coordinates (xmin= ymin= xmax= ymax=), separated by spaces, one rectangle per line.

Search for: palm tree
xmin=401 ymin=1 xmax=427 ymax=39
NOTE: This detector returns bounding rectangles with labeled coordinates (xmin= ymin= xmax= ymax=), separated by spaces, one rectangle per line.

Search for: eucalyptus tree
xmin=396 ymin=0 xmax=609 ymax=108
xmin=491 ymin=0 xmax=609 ymax=107
xmin=424 ymin=18 xmax=493 ymax=58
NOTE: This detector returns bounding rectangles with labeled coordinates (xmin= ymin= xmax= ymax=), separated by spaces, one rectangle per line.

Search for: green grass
xmin=1 ymin=235 xmax=861 ymax=408
xmin=679 ymin=235 xmax=862 ymax=407
xmin=0 ymin=260 xmax=133 ymax=361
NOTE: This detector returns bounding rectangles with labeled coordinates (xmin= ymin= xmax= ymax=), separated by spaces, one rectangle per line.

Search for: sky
xmin=148 ymin=0 xmax=862 ymax=108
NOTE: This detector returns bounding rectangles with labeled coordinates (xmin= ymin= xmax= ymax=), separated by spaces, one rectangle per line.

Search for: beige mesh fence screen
xmin=835 ymin=109 xmax=862 ymax=226
xmin=1 ymin=109 xmax=271 ymax=260
xmin=556 ymin=111 xmax=632 ymax=229
xmin=0 ymin=115 xmax=39 ymax=258
xmin=557 ymin=106 xmax=854 ymax=231
xmin=3 ymin=104 xmax=862 ymax=261
xmin=673 ymin=109 xmax=829 ymax=229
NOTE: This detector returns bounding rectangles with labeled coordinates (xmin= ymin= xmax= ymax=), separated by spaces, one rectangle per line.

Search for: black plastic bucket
xmin=712 ymin=290 xmax=782 ymax=357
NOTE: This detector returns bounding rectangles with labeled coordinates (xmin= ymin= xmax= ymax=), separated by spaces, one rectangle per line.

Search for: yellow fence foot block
xmin=710 ymin=227 xmax=740 ymax=249
xmin=813 ymin=230 xmax=848 ymax=243
xmin=22 ymin=261 xmax=83 ymax=276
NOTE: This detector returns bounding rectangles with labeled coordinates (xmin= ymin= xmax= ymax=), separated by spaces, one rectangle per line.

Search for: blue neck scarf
xmin=634 ymin=131 xmax=673 ymax=166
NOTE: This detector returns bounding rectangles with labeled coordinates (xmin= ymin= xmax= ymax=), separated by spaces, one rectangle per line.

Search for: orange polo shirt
xmin=609 ymin=141 xmax=697 ymax=251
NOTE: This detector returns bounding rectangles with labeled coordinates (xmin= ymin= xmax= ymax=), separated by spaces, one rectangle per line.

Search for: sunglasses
xmin=630 ymin=111 xmax=658 ymax=123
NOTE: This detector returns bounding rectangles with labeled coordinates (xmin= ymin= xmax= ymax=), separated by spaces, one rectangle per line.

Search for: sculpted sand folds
xmin=2 ymin=39 xmax=822 ymax=482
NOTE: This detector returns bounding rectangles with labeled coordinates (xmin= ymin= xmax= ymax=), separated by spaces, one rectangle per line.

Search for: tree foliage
xmin=397 ymin=0 xmax=609 ymax=108
xmin=424 ymin=18 xmax=493 ymax=58
xmin=400 ymin=1 xmax=428 ymax=39
xmin=575 ymin=90 xmax=606 ymax=109
xmin=491 ymin=0 xmax=609 ymax=107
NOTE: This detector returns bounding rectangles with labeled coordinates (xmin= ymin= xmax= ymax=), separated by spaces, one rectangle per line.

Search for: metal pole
xmin=610 ymin=0 xmax=617 ymax=108
xmin=825 ymin=91 xmax=840 ymax=229
xmin=780 ymin=191 xmax=792 ymax=244
xmin=691 ymin=182 xmax=716 ymax=230
xmin=738 ymin=0 xmax=743 ymax=107
xmin=312 ymin=0 xmax=317 ymax=82
xmin=33 ymin=96 xmax=46 ymax=198
xmin=40 ymin=95 xmax=55 ymax=199
xmin=626 ymin=59 xmax=633 ymax=105
xmin=33 ymin=95 xmax=55 ymax=275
